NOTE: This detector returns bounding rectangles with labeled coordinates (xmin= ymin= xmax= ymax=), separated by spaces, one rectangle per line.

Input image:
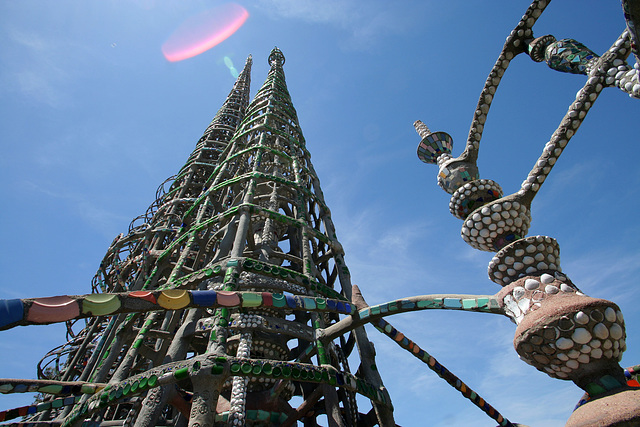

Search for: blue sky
xmin=1 ymin=1 xmax=639 ymax=426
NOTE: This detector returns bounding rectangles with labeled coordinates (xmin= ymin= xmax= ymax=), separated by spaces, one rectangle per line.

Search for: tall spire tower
xmin=8 ymin=49 xmax=394 ymax=426
xmin=95 ymin=54 xmax=253 ymax=294
xmin=124 ymin=47 xmax=394 ymax=426
xmin=149 ymin=46 xmax=394 ymax=426
xmin=30 ymin=56 xmax=253 ymax=423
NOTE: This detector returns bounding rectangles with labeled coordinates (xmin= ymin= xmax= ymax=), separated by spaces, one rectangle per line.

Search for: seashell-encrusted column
xmin=489 ymin=235 xmax=638 ymax=426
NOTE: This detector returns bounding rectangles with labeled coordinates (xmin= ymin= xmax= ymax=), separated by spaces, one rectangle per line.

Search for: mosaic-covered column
xmin=414 ymin=1 xmax=640 ymax=424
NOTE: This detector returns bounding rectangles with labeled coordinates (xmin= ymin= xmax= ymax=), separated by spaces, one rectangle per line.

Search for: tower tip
xmin=268 ymin=47 xmax=285 ymax=66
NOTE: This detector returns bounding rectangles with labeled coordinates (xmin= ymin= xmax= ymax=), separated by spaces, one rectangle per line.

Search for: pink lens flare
xmin=162 ymin=3 xmax=249 ymax=62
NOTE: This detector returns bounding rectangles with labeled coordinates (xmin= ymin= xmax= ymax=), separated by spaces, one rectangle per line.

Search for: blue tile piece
xmin=443 ymin=298 xmax=462 ymax=308
xmin=286 ymin=295 xmax=299 ymax=309
xmin=0 ymin=299 xmax=24 ymax=329
xmin=192 ymin=291 xmax=217 ymax=307
xmin=401 ymin=300 xmax=415 ymax=309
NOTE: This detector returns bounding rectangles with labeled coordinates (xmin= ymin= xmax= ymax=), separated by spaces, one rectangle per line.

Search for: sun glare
xmin=162 ymin=3 xmax=249 ymax=62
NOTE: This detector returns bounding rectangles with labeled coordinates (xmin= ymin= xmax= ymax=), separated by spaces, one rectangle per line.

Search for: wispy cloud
xmin=454 ymin=245 xmax=492 ymax=269
xmin=331 ymin=204 xmax=446 ymax=303
xmin=260 ymin=0 xmax=354 ymax=26
xmin=22 ymin=181 xmax=129 ymax=238
xmin=256 ymin=0 xmax=428 ymax=50
xmin=564 ymin=249 xmax=640 ymax=301
xmin=0 ymin=28 xmax=72 ymax=107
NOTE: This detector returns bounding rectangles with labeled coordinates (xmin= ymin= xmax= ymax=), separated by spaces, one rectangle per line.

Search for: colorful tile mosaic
xmin=0 ymin=287 xmax=354 ymax=331
xmin=545 ymin=39 xmax=598 ymax=75
xmin=415 ymin=121 xmax=454 ymax=165
xmin=356 ymin=295 xmax=501 ymax=321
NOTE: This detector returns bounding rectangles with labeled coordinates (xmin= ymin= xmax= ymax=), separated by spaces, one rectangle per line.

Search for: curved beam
xmin=517 ymin=30 xmax=636 ymax=205
xmin=0 ymin=289 xmax=354 ymax=331
xmin=460 ymin=0 xmax=551 ymax=164
xmin=322 ymin=294 xmax=504 ymax=342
